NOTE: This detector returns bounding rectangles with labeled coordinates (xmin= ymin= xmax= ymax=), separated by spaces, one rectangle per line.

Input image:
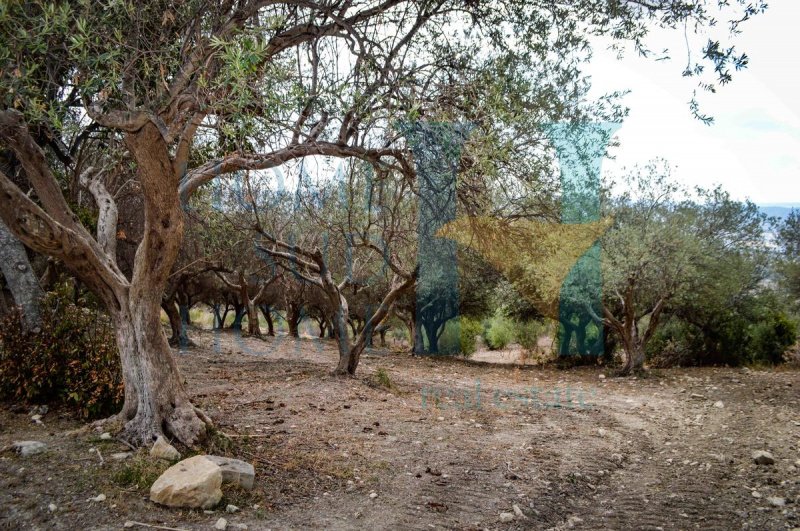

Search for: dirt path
xmin=1 ymin=329 xmax=798 ymax=530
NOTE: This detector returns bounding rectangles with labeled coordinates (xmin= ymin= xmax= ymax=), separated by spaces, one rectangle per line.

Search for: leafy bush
xmin=747 ymin=311 xmax=797 ymax=365
xmin=458 ymin=316 xmax=483 ymax=356
xmin=0 ymin=292 xmax=123 ymax=419
xmin=434 ymin=317 xmax=485 ymax=355
xmin=484 ymin=311 xmax=514 ymax=350
xmin=515 ymin=320 xmax=544 ymax=351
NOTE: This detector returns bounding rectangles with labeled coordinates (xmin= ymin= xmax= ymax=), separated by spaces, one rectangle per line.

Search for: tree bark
xmin=287 ymin=303 xmax=301 ymax=337
xmin=0 ymin=112 xmax=213 ymax=447
xmin=259 ymin=304 xmax=275 ymax=336
xmin=0 ymin=218 xmax=42 ymax=329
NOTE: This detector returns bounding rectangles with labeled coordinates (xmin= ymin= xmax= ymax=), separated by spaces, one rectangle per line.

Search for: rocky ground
xmin=1 ymin=328 xmax=799 ymax=530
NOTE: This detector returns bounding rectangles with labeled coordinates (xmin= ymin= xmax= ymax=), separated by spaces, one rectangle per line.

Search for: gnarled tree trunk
xmin=0 ymin=218 xmax=42 ymax=329
xmin=0 ymin=113 xmax=210 ymax=446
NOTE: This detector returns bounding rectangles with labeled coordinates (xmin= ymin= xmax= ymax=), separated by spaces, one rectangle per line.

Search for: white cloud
xmin=587 ymin=0 xmax=800 ymax=204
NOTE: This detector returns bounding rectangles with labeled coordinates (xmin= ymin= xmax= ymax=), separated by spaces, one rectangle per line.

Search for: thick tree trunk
xmin=113 ymin=301 xmax=207 ymax=446
xmin=0 ymin=111 xmax=210 ymax=447
xmin=0 ymin=218 xmax=42 ymax=329
xmin=112 ymin=124 xmax=209 ymax=445
xmin=179 ymin=303 xmax=191 ymax=327
xmin=287 ymin=304 xmax=301 ymax=337
xmin=245 ymin=298 xmax=261 ymax=336
xmin=259 ymin=304 xmax=274 ymax=336
xmin=230 ymin=304 xmax=245 ymax=330
xmin=423 ymin=320 xmax=440 ymax=354
xmin=619 ymin=340 xmax=646 ymax=376
xmin=163 ymin=299 xmax=189 ymax=348
xmin=559 ymin=321 xmax=574 ymax=356
xmin=212 ymin=304 xmax=223 ymax=329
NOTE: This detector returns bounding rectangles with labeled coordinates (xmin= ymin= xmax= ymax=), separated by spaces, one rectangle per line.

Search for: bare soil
xmin=1 ymin=328 xmax=799 ymax=530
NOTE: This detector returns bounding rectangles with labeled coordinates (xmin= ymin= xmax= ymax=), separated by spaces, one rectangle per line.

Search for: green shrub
xmin=747 ymin=311 xmax=797 ymax=365
xmin=0 ymin=292 xmax=123 ymax=419
xmin=459 ymin=317 xmax=483 ymax=355
xmin=515 ymin=320 xmax=543 ymax=351
xmin=484 ymin=311 xmax=514 ymax=350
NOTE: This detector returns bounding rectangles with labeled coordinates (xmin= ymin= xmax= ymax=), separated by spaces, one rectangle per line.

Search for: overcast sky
xmin=587 ymin=0 xmax=800 ymax=205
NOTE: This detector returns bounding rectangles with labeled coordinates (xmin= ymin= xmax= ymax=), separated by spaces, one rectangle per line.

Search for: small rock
xmin=204 ymin=456 xmax=255 ymax=491
xmin=150 ymin=435 xmax=181 ymax=461
xmin=795 ymin=459 xmax=800 ymax=467
xmin=150 ymin=455 xmax=223 ymax=509
xmin=512 ymin=504 xmax=526 ymax=519
xmin=12 ymin=441 xmax=46 ymax=457
xmin=752 ymin=450 xmax=775 ymax=465
xmin=226 ymin=504 xmax=239 ymax=513
xmin=499 ymin=512 xmax=514 ymax=523
xmin=124 ymin=522 xmax=135 ymax=528
xmin=752 ymin=491 xmax=762 ymax=498
xmin=598 ymin=374 xmax=606 ymax=379
xmin=214 ymin=517 xmax=228 ymax=530
xmin=713 ymin=401 xmax=724 ymax=408
xmin=99 ymin=432 xmax=112 ymax=440
xmin=768 ymin=497 xmax=786 ymax=507
xmin=369 ymin=492 xmax=378 ymax=499
xmin=232 ymin=525 xmax=248 ymax=530
xmin=111 ymin=452 xmax=132 ymax=461
xmin=48 ymin=503 xmax=57 ymax=512
xmin=567 ymin=516 xmax=584 ymax=527
xmin=90 ymin=493 xmax=106 ymax=502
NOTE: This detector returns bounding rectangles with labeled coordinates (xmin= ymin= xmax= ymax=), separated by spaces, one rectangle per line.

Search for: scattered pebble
xmin=752 ymin=450 xmax=775 ymax=465
xmin=767 ymin=497 xmax=786 ymax=507
xmin=90 ymin=494 xmax=106 ymax=502
xmin=499 ymin=512 xmax=514 ymax=523
xmin=214 ymin=517 xmax=228 ymax=530
xmin=226 ymin=504 xmax=239 ymax=513
xmin=369 ymin=492 xmax=378 ymax=499
xmin=99 ymin=432 xmax=112 ymax=440
xmin=512 ymin=504 xmax=526 ymax=519
xmin=48 ymin=503 xmax=57 ymax=512
xmin=713 ymin=401 xmax=724 ymax=408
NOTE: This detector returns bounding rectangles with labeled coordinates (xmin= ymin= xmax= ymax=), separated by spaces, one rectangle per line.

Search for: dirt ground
xmin=1 ymin=328 xmax=799 ymax=530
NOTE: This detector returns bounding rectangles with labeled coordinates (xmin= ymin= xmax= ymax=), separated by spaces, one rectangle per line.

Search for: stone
xmin=13 ymin=441 xmax=46 ymax=456
xmin=713 ymin=401 xmax=724 ymax=408
xmin=767 ymin=497 xmax=786 ymax=507
xmin=499 ymin=512 xmax=514 ymax=523
xmin=512 ymin=504 xmax=526 ymax=519
xmin=150 ymin=455 xmax=223 ymax=509
xmin=48 ymin=503 xmax=57 ymax=512
xmin=598 ymin=374 xmax=606 ymax=379
xmin=369 ymin=492 xmax=378 ymax=499
xmin=111 ymin=452 xmax=132 ymax=461
xmin=795 ymin=459 xmax=800 ymax=467
xmin=752 ymin=450 xmax=775 ymax=465
xmin=150 ymin=436 xmax=181 ymax=461
xmin=99 ymin=432 xmax=112 ymax=440
xmin=214 ymin=517 xmax=228 ymax=530
xmin=90 ymin=494 xmax=106 ymax=502
xmin=205 ymin=456 xmax=255 ymax=491
xmin=226 ymin=504 xmax=239 ymax=513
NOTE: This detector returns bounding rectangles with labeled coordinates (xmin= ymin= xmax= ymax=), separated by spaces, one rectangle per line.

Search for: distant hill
xmin=759 ymin=205 xmax=799 ymax=221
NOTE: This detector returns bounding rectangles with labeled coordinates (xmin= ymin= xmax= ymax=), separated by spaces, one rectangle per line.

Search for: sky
xmin=586 ymin=0 xmax=800 ymax=205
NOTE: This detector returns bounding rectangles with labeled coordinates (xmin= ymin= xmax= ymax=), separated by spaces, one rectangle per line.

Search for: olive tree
xmin=0 ymin=0 xmax=761 ymax=444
